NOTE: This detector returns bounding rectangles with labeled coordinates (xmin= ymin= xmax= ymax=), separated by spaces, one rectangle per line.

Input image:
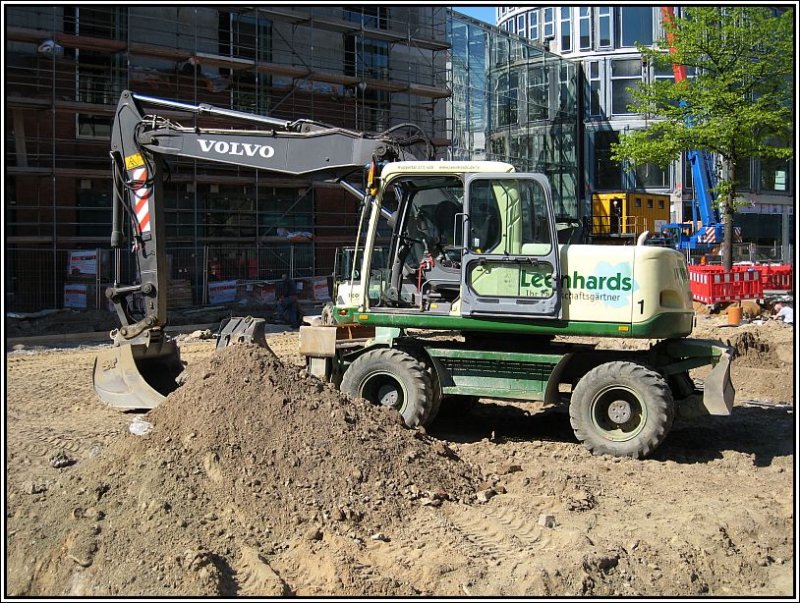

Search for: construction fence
xmin=688 ymin=264 xmax=794 ymax=306
xmin=5 ymin=244 xmax=333 ymax=314
xmin=685 ymin=243 xmax=793 ymax=267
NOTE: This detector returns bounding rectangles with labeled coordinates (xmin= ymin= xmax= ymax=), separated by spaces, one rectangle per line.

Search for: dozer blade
xmin=216 ymin=316 xmax=268 ymax=350
xmin=93 ymin=338 xmax=183 ymax=411
xmin=702 ymin=345 xmax=735 ymax=416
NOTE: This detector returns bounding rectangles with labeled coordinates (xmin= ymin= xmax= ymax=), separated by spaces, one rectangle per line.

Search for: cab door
xmin=459 ymin=173 xmax=562 ymax=319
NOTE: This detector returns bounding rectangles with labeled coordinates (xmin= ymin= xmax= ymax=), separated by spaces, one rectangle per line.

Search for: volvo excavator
xmin=94 ymin=90 xmax=735 ymax=458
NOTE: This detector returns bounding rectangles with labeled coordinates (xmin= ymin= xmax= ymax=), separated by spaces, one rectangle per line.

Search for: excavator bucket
xmin=215 ymin=316 xmax=268 ymax=350
xmin=701 ymin=345 xmax=735 ymax=416
xmin=93 ymin=317 xmax=267 ymax=411
xmin=93 ymin=337 xmax=183 ymax=411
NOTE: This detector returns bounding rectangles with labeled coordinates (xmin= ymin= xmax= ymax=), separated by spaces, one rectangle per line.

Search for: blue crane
xmin=659 ymin=7 xmax=738 ymax=253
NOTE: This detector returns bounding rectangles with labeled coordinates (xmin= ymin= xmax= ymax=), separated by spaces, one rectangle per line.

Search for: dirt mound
xmin=6 ymin=344 xmax=480 ymax=596
xmin=726 ymin=322 xmax=794 ymax=370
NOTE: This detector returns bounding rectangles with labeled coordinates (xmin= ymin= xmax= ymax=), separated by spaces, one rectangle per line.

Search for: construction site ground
xmin=4 ymin=303 xmax=796 ymax=597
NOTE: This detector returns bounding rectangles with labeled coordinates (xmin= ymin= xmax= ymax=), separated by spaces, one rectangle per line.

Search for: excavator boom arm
xmin=97 ymin=89 xmax=430 ymax=410
xmin=107 ymin=90 xmax=422 ymax=334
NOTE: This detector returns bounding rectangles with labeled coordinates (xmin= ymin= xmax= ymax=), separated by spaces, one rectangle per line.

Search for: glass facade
xmin=497 ymin=5 xmax=794 ymax=256
xmin=448 ymin=14 xmax=579 ymax=218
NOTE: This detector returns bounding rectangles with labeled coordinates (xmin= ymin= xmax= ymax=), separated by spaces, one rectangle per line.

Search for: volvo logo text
xmin=197 ymin=139 xmax=275 ymax=159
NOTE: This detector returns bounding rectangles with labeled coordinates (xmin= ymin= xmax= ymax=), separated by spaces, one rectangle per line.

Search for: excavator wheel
xmin=397 ymin=346 xmax=442 ymax=426
xmin=340 ymin=348 xmax=433 ymax=428
xmin=569 ymin=361 xmax=674 ymax=459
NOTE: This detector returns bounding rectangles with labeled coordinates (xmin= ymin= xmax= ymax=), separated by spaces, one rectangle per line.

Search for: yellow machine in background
xmin=591 ymin=192 xmax=670 ymax=243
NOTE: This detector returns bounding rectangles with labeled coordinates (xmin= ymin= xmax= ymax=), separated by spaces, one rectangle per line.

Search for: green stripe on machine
xmin=337 ymin=309 xmax=694 ymax=340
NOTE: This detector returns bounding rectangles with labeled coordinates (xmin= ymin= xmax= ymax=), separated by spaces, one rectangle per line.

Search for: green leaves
xmin=612 ymin=7 xmax=793 ymax=271
xmin=613 ymin=7 xmax=793 ymax=168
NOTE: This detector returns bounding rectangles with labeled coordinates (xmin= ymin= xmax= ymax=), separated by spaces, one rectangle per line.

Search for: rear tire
xmin=341 ymin=348 xmax=433 ymax=428
xmin=570 ymin=361 xmax=674 ymax=459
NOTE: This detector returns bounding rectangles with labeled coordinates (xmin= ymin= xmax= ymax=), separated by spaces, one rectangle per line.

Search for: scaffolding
xmin=5 ymin=6 xmax=583 ymax=313
xmin=5 ymin=6 xmax=451 ymax=311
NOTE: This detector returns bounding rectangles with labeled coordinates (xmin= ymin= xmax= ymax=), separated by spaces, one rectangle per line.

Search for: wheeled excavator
xmin=94 ymin=91 xmax=735 ymax=458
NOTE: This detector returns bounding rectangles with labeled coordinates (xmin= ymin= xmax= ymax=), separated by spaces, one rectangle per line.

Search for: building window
xmin=610 ymin=58 xmax=641 ymax=115
xmin=496 ymin=71 xmax=519 ymax=126
xmin=597 ymin=7 xmax=612 ymax=48
xmin=67 ymin=7 xmax=127 ymax=104
xmin=683 ymin=153 xmax=694 ymax=190
xmin=543 ymin=8 xmax=554 ymax=41
xmin=560 ymin=7 xmax=571 ymax=52
xmin=345 ymin=36 xmax=389 ymax=80
xmin=579 ymin=7 xmax=592 ymax=50
xmin=517 ymin=14 xmax=526 ymax=35
xmin=618 ymin=7 xmax=653 ymax=47
xmin=635 ymin=163 xmax=670 ymax=188
xmin=558 ymin=62 xmax=574 ymax=114
xmin=528 ymin=66 xmax=548 ymax=121
xmin=760 ymin=157 xmax=790 ymax=193
xmin=76 ymin=114 xmax=112 ymax=139
xmin=344 ymin=7 xmax=388 ymax=30
xmin=587 ymin=61 xmax=603 ymax=117
xmin=360 ymin=89 xmax=390 ymax=133
xmin=595 ymin=130 xmax=622 ymax=190
xmin=737 ymin=159 xmax=753 ymax=192
xmin=509 ymin=19 xmax=516 ymax=34
xmin=223 ymin=12 xmax=271 ymax=62
xmin=529 ymin=10 xmax=539 ymax=42
xmin=70 ymin=6 xmax=126 ymax=39
xmin=652 ymin=63 xmax=674 ymax=84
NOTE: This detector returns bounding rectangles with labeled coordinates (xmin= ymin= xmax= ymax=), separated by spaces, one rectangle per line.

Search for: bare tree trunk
xmin=721 ymin=198 xmax=735 ymax=271
xmin=720 ymin=160 xmax=736 ymax=272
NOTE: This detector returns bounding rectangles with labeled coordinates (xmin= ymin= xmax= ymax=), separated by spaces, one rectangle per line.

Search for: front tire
xmin=341 ymin=348 xmax=433 ymax=428
xmin=570 ymin=361 xmax=674 ymax=459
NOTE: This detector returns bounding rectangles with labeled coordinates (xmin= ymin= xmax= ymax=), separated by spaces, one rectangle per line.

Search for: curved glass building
xmin=448 ymin=13 xmax=579 ymax=219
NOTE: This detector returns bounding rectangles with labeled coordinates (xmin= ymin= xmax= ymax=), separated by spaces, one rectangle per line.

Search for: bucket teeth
xmin=216 ymin=316 xmax=267 ymax=350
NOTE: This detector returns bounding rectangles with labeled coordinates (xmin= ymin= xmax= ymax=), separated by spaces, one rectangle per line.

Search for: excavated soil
xmin=4 ymin=311 xmax=797 ymax=597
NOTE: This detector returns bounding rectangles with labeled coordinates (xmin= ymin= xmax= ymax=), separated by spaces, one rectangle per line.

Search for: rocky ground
xmin=3 ymin=305 xmax=796 ymax=597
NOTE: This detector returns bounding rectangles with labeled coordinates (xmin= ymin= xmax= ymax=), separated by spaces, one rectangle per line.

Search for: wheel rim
xmin=376 ymin=383 xmax=399 ymax=407
xmin=590 ymin=385 xmax=646 ymax=442
xmin=361 ymin=371 xmax=405 ymax=411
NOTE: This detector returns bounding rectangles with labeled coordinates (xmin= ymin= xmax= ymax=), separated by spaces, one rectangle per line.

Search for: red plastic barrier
xmin=756 ymin=264 xmax=793 ymax=291
xmin=688 ymin=266 xmax=763 ymax=304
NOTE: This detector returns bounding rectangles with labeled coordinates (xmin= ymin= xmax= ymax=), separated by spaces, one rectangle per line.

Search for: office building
xmin=497 ymin=6 xmax=793 ymax=257
xmin=5 ymin=6 xmax=578 ymax=311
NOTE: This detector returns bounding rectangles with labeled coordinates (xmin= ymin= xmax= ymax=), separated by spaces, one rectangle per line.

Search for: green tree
xmin=611 ymin=7 xmax=793 ymax=270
